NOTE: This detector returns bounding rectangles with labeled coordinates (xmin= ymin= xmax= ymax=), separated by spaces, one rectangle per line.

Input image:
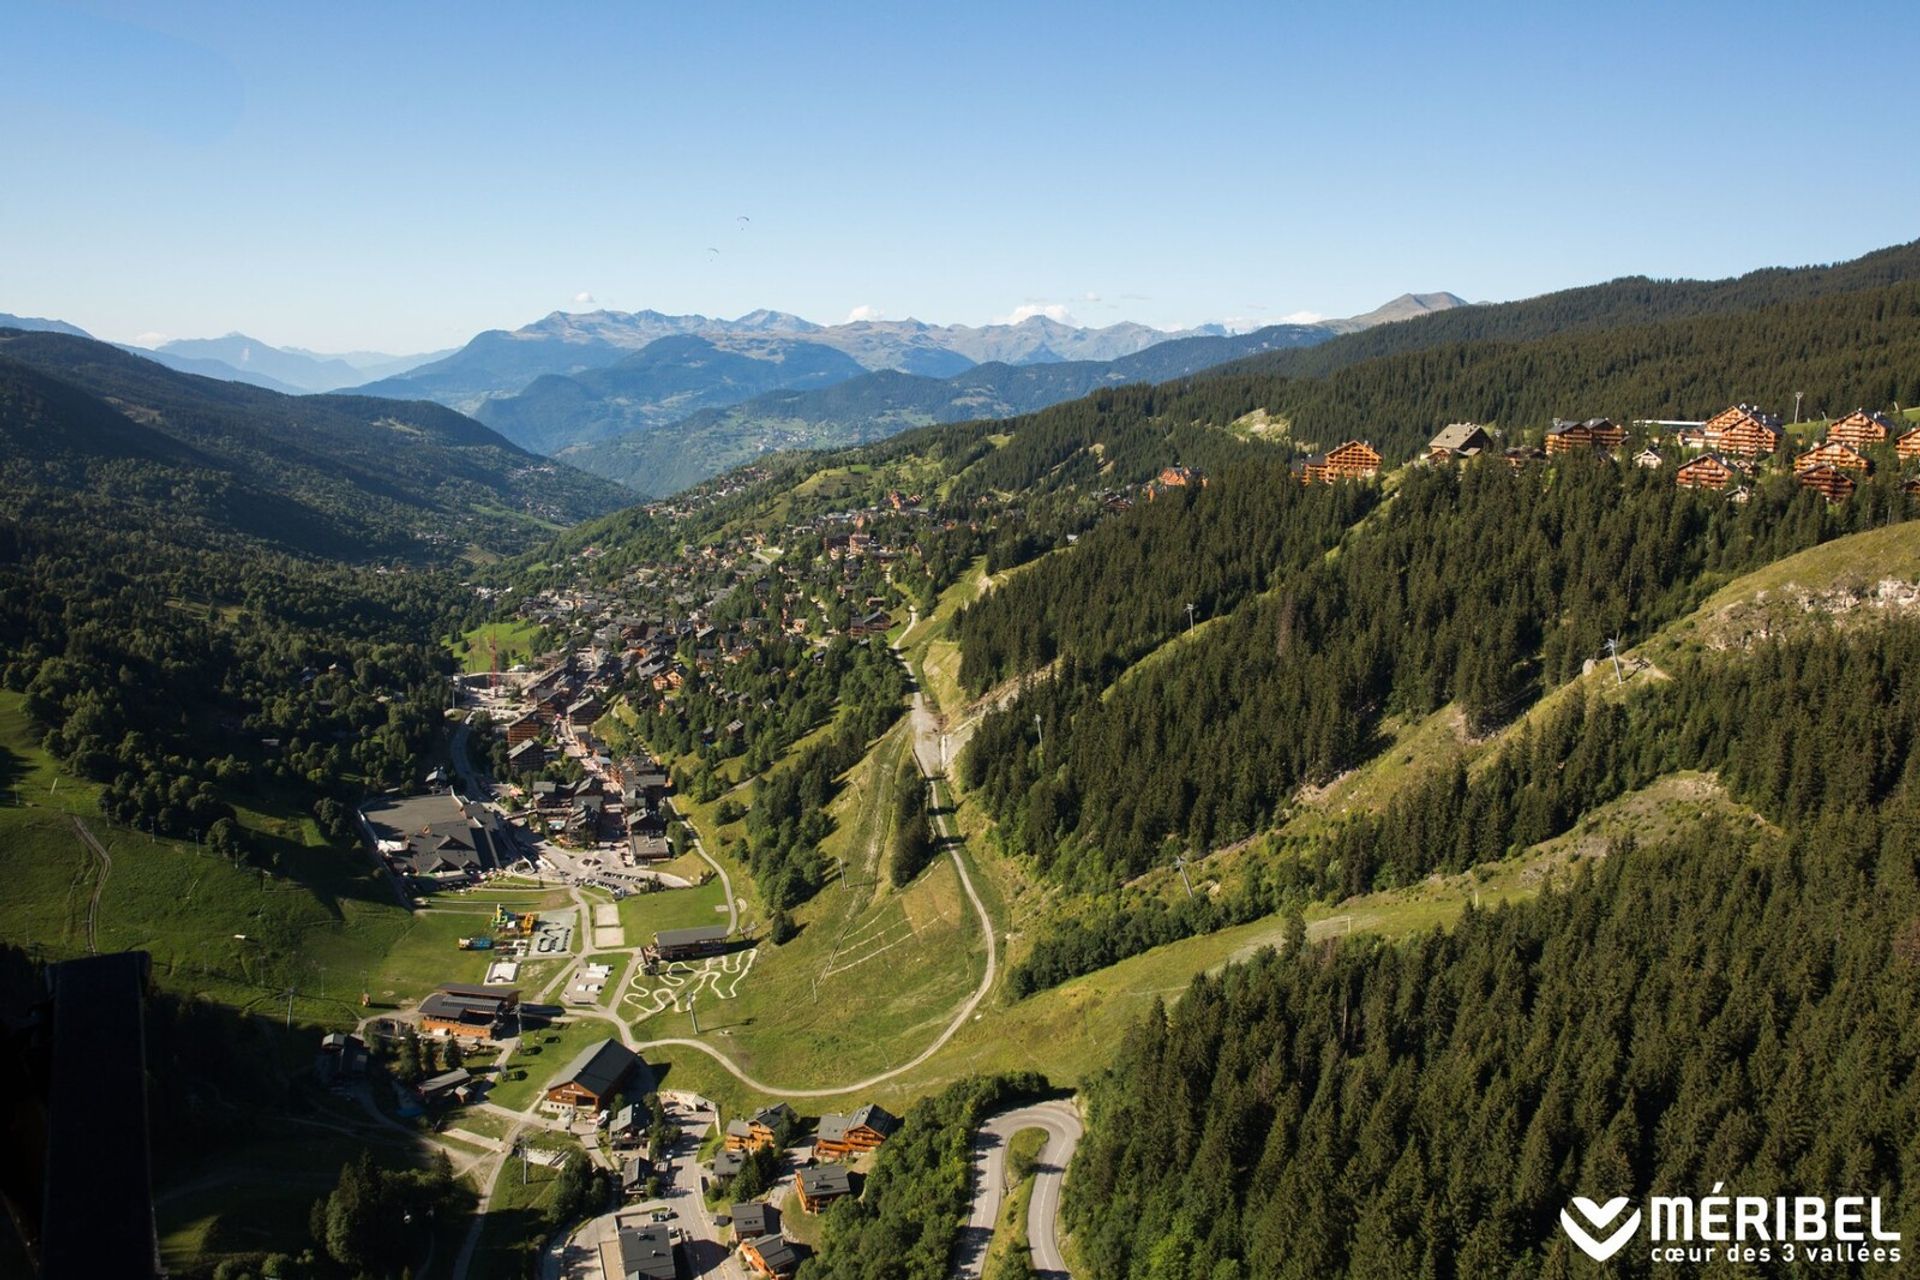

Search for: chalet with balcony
xmin=651 ymin=925 xmax=730 ymax=962
xmin=1544 ymin=417 xmax=1627 ymax=455
xmin=419 ymin=984 xmax=520 ymax=1041
xmin=542 ymin=1038 xmax=650 ymax=1117
xmin=1675 ymin=454 xmax=1737 ymax=491
xmin=1828 ymin=408 xmax=1898 ymax=449
xmin=1797 ymin=463 xmax=1858 ymax=504
xmin=1898 ymin=426 xmax=1920 ymax=463
xmin=795 ymin=1164 xmax=853 ymax=1213
xmin=1294 ymin=440 xmax=1381 ymax=484
xmin=814 ymin=1103 xmax=899 ymax=1159
xmin=1703 ymin=405 xmax=1783 ymax=457
xmin=1794 ymin=440 xmax=1871 ymax=474
xmin=726 ymin=1103 xmax=797 ymax=1153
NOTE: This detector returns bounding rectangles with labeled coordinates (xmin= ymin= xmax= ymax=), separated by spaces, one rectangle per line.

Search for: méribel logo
xmin=1561 ymin=1196 xmax=1643 ymax=1262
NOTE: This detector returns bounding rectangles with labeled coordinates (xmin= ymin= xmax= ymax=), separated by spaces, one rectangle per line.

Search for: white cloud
xmin=994 ymin=302 xmax=1078 ymax=326
xmin=132 ymin=331 xmax=170 ymax=348
xmin=571 ymin=291 xmax=597 ymax=306
xmin=844 ymin=304 xmax=886 ymax=323
xmin=1279 ymin=309 xmax=1325 ymax=324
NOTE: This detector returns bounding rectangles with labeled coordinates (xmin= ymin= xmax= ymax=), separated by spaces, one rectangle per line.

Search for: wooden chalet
xmin=621 ymin=1156 xmax=652 ymax=1199
xmin=1793 ymin=440 xmax=1871 ymax=475
xmin=1797 ymin=463 xmax=1858 ymax=504
xmin=1427 ymin=422 xmax=1492 ymax=461
xmin=1632 ymin=446 xmax=1665 ymax=469
xmin=1544 ymin=417 xmax=1627 ymax=455
xmin=726 ymin=1103 xmax=797 ymax=1153
xmin=1503 ymin=445 xmax=1547 ymax=469
xmin=504 ymin=713 xmax=542 ymax=746
xmin=1156 ymin=465 xmax=1206 ymax=488
xmin=414 ymin=1067 xmax=473 ymax=1105
xmin=1828 ymin=408 xmax=1898 ymax=449
xmin=419 ymin=984 xmax=520 ymax=1042
xmin=1703 ymin=404 xmax=1783 ymax=458
xmin=542 ymin=1038 xmax=650 ymax=1116
xmin=1674 ymin=454 xmax=1737 ymax=491
xmin=795 ymin=1164 xmax=853 ymax=1213
xmin=1898 ymin=426 xmax=1920 ymax=463
xmin=847 ymin=609 xmax=893 ymax=639
xmin=814 ymin=1103 xmax=899 ymax=1159
xmin=1903 ymin=476 xmax=1920 ymax=502
xmin=732 ymin=1201 xmax=780 ymax=1242
xmin=741 ymin=1236 xmax=800 ymax=1278
xmin=651 ymin=925 xmax=730 ymax=962
xmin=1294 ymin=440 xmax=1381 ymax=484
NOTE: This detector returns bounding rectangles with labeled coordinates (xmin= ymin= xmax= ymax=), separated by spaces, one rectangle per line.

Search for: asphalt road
xmin=953 ymin=1099 xmax=1084 ymax=1279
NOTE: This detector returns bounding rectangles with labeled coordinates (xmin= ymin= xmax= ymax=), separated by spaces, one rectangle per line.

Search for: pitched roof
xmin=848 ymin=1103 xmax=898 ymax=1136
xmin=798 ymin=1164 xmax=853 ymax=1198
xmin=1428 ymin=422 xmax=1489 ymax=452
xmin=547 ymin=1037 xmax=642 ymax=1103
xmin=749 ymin=1237 xmax=801 ymax=1275
xmin=655 ymin=925 xmax=730 ymax=948
xmin=731 ymin=1201 xmax=779 ymax=1238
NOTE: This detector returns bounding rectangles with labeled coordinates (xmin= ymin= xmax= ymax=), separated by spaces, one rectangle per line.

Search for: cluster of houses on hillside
xmin=1417 ymin=406 xmax=1920 ymax=505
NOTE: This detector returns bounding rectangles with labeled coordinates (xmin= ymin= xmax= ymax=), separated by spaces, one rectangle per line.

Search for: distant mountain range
xmin=0 ymin=330 xmax=627 ymax=560
xmin=1 ymin=313 xmax=450 ymax=395
xmin=5 ymin=293 xmax=1478 ymax=499
xmin=553 ymin=322 xmax=1342 ymax=495
xmin=348 ymin=308 xmax=1259 ymax=413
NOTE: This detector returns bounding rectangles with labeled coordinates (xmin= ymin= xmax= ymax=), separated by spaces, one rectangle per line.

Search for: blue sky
xmin=3 ymin=0 xmax=1915 ymax=353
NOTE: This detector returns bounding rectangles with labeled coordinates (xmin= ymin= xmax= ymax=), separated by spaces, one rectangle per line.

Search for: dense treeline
xmin=800 ymin=1073 xmax=1048 ymax=1280
xmin=1066 ymin=809 xmax=1920 ymax=1277
xmin=0 ymin=334 xmax=626 ymax=560
xmin=888 ymin=754 xmax=936 ymax=887
xmin=955 ymin=456 xmax=1373 ymax=692
xmin=965 ymin=455 xmax=1908 ymax=890
xmin=0 ymin=510 xmax=454 ymax=848
xmin=1009 ymin=616 xmax=1920 ymax=994
xmin=741 ymin=647 xmax=909 ymax=907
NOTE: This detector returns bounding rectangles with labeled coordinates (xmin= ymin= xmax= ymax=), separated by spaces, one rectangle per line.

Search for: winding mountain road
xmin=954 ymin=1099 xmax=1084 ymax=1279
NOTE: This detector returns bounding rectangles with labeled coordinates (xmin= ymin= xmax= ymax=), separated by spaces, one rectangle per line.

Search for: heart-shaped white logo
xmin=1560 ymin=1196 xmax=1642 ymax=1262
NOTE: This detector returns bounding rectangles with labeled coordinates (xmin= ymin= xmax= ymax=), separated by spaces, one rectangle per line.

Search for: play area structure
xmin=456 ymin=904 xmax=539 ymax=951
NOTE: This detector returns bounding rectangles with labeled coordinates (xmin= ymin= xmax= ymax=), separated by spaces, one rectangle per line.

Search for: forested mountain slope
xmin=1065 ymin=616 xmax=1920 ymax=1278
xmin=1224 ymin=236 xmax=1920 ymax=380
xmin=0 ymin=329 xmax=630 ymax=560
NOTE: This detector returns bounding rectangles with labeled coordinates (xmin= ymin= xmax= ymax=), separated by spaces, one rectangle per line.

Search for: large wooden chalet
xmin=726 ymin=1103 xmax=797 ymax=1153
xmin=1426 ymin=422 xmax=1492 ymax=461
xmin=1544 ymin=417 xmax=1627 ymax=455
xmin=795 ymin=1164 xmax=853 ymax=1213
xmin=542 ymin=1038 xmax=650 ymax=1116
xmin=1797 ymin=464 xmax=1858 ymax=504
xmin=1674 ymin=454 xmax=1738 ymax=491
xmin=814 ymin=1103 xmax=899 ymax=1159
xmin=651 ymin=925 xmax=730 ymax=963
xmin=419 ymin=984 xmax=520 ymax=1042
xmin=1703 ymin=404 xmax=1783 ymax=458
xmin=1794 ymin=440 xmax=1872 ymax=475
xmin=1828 ymin=408 xmax=1898 ymax=449
xmin=1294 ymin=440 xmax=1381 ymax=484
xmin=1898 ymin=426 xmax=1920 ymax=463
